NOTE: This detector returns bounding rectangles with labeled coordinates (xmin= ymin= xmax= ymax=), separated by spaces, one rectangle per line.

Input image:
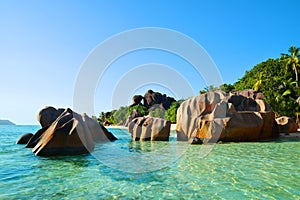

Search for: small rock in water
xmin=16 ymin=133 xmax=34 ymax=144
xmin=188 ymin=137 xmax=203 ymax=144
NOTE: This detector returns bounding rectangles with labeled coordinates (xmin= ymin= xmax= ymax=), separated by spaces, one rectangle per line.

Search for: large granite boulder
xmin=128 ymin=116 xmax=171 ymax=141
xmin=23 ymin=107 xmax=117 ymax=156
xmin=143 ymin=90 xmax=176 ymax=110
xmin=176 ymin=91 xmax=227 ymax=141
xmin=276 ymin=116 xmax=298 ymax=133
xmin=176 ymin=91 xmax=278 ymax=143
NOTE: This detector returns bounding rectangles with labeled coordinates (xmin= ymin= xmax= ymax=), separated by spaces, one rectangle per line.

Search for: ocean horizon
xmin=1 ymin=125 xmax=299 ymax=199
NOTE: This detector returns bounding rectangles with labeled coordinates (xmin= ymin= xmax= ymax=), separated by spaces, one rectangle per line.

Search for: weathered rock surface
xmin=276 ymin=116 xmax=298 ymax=133
xmin=16 ymin=133 xmax=34 ymax=144
xmin=125 ymin=109 xmax=142 ymax=127
xmin=230 ymin=89 xmax=264 ymax=100
xmin=143 ymin=90 xmax=176 ymax=110
xmin=176 ymin=91 xmax=278 ymax=143
xmin=125 ymin=90 xmax=176 ymax=126
xmin=24 ymin=107 xmax=117 ymax=156
xmin=37 ymin=106 xmax=64 ymax=127
xmin=130 ymin=95 xmax=144 ymax=107
xmin=128 ymin=116 xmax=171 ymax=141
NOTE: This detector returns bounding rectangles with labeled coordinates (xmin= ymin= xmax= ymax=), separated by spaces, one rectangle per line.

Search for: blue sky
xmin=1 ymin=0 xmax=299 ymax=124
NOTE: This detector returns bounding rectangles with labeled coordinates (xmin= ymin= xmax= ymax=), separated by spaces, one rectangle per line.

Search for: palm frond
xmin=282 ymin=89 xmax=291 ymax=96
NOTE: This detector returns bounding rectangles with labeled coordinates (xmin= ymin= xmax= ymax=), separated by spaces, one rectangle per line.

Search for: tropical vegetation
xmin=233 ymin=46 xmax=299 ymax=117
xmin=100 ymin=46 xmax=299 ymax=124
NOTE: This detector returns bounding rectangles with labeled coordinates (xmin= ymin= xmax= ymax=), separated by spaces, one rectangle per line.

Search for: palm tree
xmin=281 ymin=46 xmax=300 ymax=87
xmin=275 ymin=78 xmax=298 ymax=102
xmin=253 ymin=72 xmax=263 ymax=92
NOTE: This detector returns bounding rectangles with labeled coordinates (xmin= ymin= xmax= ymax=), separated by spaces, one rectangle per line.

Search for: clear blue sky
xmin=1 ymin=0 xmax=299 ymax=124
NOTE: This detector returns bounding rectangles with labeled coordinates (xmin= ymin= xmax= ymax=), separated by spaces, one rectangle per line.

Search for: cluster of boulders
xmin=127 ymin=89 xmax=298 ymax=143
xmin=130 ymin=90 xmax=176 ymax=110
xmin=124 ymin=89 xmax=176 ymax=127
xmin=126 ymin=90 xmax=174 ymax=140
xmin=176 ymin=90 xmax=298 ymax=144
xmin=17 ymin=107 xmax=117 ymax=156
xmin=17 ymin=90 xmax=299 ymax=156
xmin=176 ymin=91 xmax=277 ymax=143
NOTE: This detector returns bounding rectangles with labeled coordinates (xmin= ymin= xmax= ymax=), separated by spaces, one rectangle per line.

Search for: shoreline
xmin=105 ymin=124 xmax=300 ymax=134
xmin=104 ymin=125 xmax=300 ymax=139
xmin=105 ymin=123 xmax=177 ymax=131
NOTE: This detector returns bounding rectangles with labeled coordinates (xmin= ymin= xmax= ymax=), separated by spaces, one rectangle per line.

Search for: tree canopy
xmin=99 ymin=46 xmax=300 ymax=124
xmin=281 ymin=46 xmax=300 ymax=87
xmin=233 ymin=46 xmax=299 ymax=117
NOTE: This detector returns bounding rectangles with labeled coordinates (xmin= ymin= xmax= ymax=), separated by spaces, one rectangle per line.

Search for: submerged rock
xmin=176 ymin=91 xmax=278 ymax=143
xmin=128 ymin=116 xmax=171 ymax=141
xmin=24 ymin=107 xmax=117 ymax=156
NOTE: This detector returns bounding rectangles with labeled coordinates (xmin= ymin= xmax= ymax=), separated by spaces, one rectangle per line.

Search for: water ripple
xmin=0 ymin=126 xmax=299 ymax=199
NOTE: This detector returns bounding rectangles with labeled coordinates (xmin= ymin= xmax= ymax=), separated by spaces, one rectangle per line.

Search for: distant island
xmin=0 ymin=120 xmax=16 ymax=125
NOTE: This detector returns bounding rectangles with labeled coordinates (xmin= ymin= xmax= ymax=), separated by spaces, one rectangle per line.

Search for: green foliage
xmin=107 ymin=113 xmax=116 ymax=124
xmin=128 ymin=105 xmax=148 ymax=117
xmin=281 ymin=46 xmax=300 ymax=87
xmin=200 ymin=85 xmax=220 ymax=94
xmin=149 ymin=107 xmax=166 ymax=119
xmin=272 ymin=78 xmax=299 ymax=116
xmin=233 ymin=47 xmax=300 ymax=117
xmin=219 ymin=83 xmax=235 ymax=93
xmin=98 ymin=112 xmax=106 ymax=123
xmin=113 ymin=106 xmax=129 ymax=125
xmin=98 ymin=46 xmax=300 ymax=123
xmin=165 ymin=101 xmax=184 ymax=123
xmin=200 ymin=84 xmax=235 ymax=94
xmin=98 ymin=105 xmax=148 ymax=125
xmin=252 ymin=72 xmax=263 ymax=92
xmin=98 ymin=110 xmax=116 ymax=124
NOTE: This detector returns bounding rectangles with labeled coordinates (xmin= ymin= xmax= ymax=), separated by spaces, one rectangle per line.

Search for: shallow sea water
xmin=0 ymin=125 xmax=299 ymax=199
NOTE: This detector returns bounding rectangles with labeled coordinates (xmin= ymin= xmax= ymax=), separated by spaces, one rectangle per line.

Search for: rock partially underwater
xmin=276 ymin=116 xmax=298 ymax=134
xmin=128 ymin=116 xmax=171 ymax=141
xmin=176 ymin=91 xmax=279 ymax=143
xmin=18 ymin=107 xmax=117 ymax=156
xmin=16 ymin=133 xmax=34 ymax=144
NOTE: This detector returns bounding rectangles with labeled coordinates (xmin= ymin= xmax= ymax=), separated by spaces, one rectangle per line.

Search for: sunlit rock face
xmin=23 ymin=107 xmax=117 ymax=156
xmin=128 ymin=116 xmax=171 ymax=141
xmin=176 ymin=91 xmax=278 ymax=143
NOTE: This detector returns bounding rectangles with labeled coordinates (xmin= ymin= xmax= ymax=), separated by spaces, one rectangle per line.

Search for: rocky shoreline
xmin=17 ymin=90 xmax=299 ymax=156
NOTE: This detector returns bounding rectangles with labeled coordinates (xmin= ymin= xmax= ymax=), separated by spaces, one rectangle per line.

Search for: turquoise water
xmin=0 ymin=125 xmax=299 ymax=199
